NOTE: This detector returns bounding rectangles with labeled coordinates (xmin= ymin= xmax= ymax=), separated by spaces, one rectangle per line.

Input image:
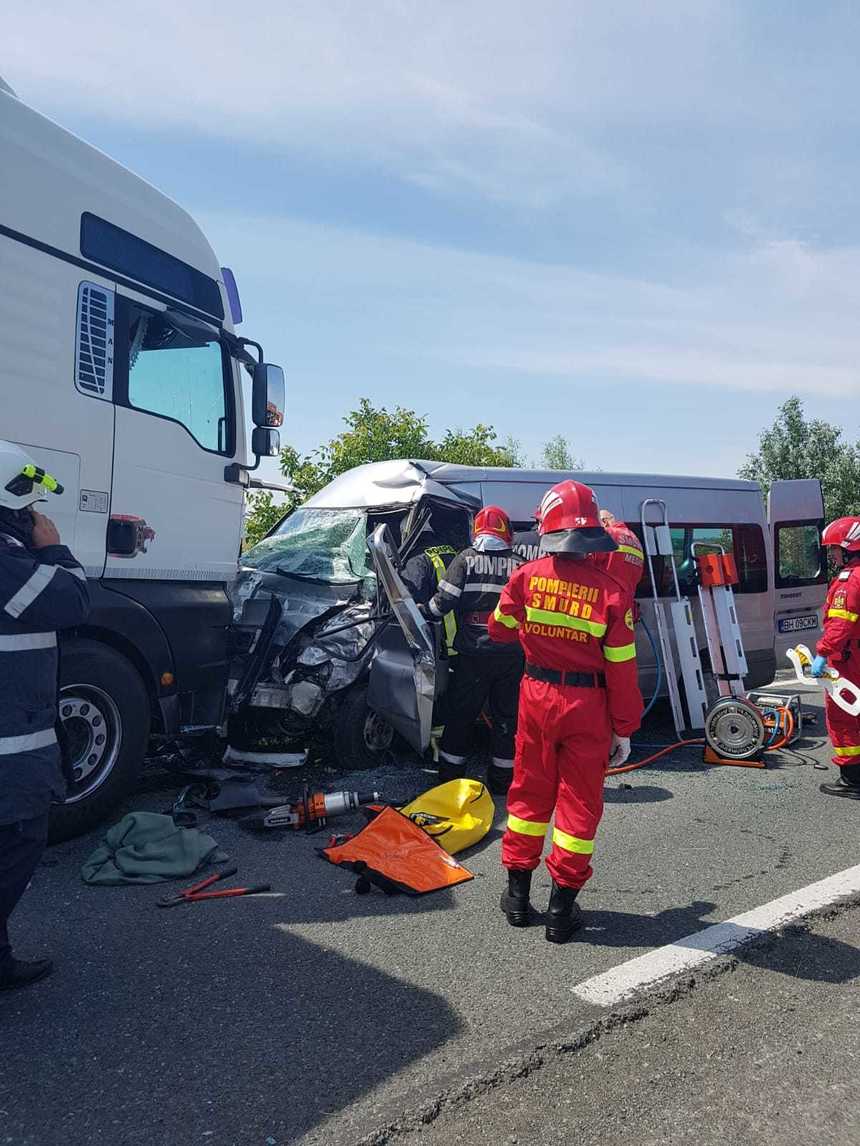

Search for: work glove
xmin=810 ymin=654 xmax=828 ymax=678
xmin=608 ymin=734 xmax=631 ymax=769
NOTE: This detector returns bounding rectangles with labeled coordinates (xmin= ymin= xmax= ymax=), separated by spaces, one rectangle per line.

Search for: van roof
xmin=304 ymin=459 xmax=761 ymax=510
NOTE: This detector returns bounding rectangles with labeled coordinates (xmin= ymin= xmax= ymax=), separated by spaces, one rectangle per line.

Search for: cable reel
xmin=703 ymin=697 xmax=767 ymax=764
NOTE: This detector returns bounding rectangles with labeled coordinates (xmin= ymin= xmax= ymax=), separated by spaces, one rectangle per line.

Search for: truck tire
xmin=48 ymin=639 xmax=151 ymax=843
xmin=332 ymin=683 xmax=395 ymax=771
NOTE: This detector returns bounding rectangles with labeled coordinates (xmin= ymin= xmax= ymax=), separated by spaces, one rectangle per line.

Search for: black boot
xmin=500 ymin=868 xmax=533 ymax=927
xmin=437 ymin=759 xmax=465 ymax=784
xmin=820 ymin=765 xmax=860 ymax=799
xmin=545 ymin=881 xmax=583 ymax=944
xmin=0 ymin=957 xmax=53 ymax=991
xmin=487 ymin=763 xmax=513 ymax=796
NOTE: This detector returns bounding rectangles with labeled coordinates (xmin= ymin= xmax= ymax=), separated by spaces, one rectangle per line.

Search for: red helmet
xmin=536 ymin=480 xmax=616 ymax=555
xmin=473 ymin=505 xmax=512 ymax=546
xmin=822 ymin=516 xmax=860 ymax=553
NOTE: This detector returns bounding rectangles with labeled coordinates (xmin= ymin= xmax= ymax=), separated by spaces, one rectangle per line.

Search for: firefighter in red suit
xmin=592 ymin=510 xmax=645 ymax=604
xmin=488 ymin=480 xmax=644 ymax=943
xmin=813 ymin=516 xmax=860 ymax=799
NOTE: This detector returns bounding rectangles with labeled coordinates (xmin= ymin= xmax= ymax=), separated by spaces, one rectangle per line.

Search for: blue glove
xmin=810 ymin=655 xmax=828 ymax=678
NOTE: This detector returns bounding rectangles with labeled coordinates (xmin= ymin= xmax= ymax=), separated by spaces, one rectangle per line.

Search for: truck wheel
xmin=48 ymin=640 xmax=151 ymax=843
xmin=332 ymin=683 xmax=395 ymax=771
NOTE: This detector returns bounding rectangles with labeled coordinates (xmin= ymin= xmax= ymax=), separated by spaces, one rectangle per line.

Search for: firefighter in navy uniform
xmin=425 ymin=506 xmax=524 ymax=794
xmin=812 ymin=516 xmax=860 ymax=799
xmin=0 ymin=441 xmax=90 ymax=990
xmin=489 ymin=480 xmax=643 ymax=943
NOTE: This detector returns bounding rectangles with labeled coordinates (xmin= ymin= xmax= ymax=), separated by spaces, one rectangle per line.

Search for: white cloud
xmin=7 ymin=0 xmax=856 ymax=210
xmin=200 ymin=209 xmax=860 ymax=400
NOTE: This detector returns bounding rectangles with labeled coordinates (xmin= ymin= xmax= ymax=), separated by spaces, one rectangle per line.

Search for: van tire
xmin=332 ymin=683 xmax=395 ymax=771
xmin=48 ymin=640 xmax=151 ymax=843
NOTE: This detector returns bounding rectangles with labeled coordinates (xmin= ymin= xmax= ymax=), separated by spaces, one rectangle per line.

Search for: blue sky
xmin=5 ymin=1 xmax=860 ymax=477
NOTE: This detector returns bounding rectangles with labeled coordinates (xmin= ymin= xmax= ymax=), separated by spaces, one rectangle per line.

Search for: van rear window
xmin=634 ymin=523 xmax=768 ymax=597
xmin=80 ymin=213 xmax=224 ymax=319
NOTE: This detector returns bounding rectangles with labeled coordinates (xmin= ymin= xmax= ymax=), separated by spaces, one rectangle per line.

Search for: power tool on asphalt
xmin=634 ymin=499 xmax=800 ymax=770
xmin=262 ymin=787 xmax=380 ymax=831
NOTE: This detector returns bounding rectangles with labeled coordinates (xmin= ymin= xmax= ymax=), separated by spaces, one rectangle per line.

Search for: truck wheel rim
xmin=59 ymin=684 xmax=123 ymax=802
xmin=363 ymin=711 xmax=394 ymax=752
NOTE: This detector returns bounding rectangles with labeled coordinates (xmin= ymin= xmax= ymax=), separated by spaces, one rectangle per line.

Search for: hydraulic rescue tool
xmin=636 ymin=499 xmax=800 ymax=769
xmin=262 ymin=787 xmax=380 ymax=831
xmin=786 ymin=644 xmax=860 ymax=716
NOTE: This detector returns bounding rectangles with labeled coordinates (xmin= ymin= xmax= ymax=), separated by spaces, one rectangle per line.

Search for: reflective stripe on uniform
xmin=426 ymin=552 xmax=458 ymax=654
xmin=827 ymin=608 xmax=860 ymax=623
xmin=834 ymin=744 xmax=860 ymax=757
xmin=65 ymin=566 xmax=87 ymax=582
xmin=507 ymin=813 xmax=549 ymax=837
xmin=0 ymin=727 xmax=57 ymax=756
xmin=0 ymin=631 xmax=57 ymax=651
xmin=617 ymin=544 xmax=644 ymax=560
xmin=493 ymin=604 xmax=520 ymax=630
xmin=552 ymin=827 xmax=595 ymax=854
xmin=523 ymin=606 xmax=607 ymax=638
xmin=3 ymin=563 xmax=57 ymax=618
xmin=468 ymin=582 xmax=510 ymax=595
xmin=438 ymin=579 xmax=462 ymax=598
xmin=491 ymin=757 xmax=514 ymax=769
xmin=604 ymin=642 xmax=637 ymax=663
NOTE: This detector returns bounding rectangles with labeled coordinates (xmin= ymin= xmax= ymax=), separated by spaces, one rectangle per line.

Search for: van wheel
xmin=48 ymin=640 xmax=151 ymax=843
xmin=332 ymin=683 xmax=395 ymax=771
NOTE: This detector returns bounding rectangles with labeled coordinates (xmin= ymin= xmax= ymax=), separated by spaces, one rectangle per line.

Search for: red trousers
xmin=825 ymin=652 xmax=860 ymax=768
xmin=502 ymin=677 xmax=612 ymax=889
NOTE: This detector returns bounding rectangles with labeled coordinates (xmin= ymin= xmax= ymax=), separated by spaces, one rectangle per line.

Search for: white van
xmin=232 ymin=461 xmax=826 ymax=767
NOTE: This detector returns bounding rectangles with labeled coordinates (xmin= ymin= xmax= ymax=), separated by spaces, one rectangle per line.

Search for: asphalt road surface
xmin=2 ymin=682 xmax=857 ymax=1145
xmin=398 ymin=905 xmax=860 ymax=1146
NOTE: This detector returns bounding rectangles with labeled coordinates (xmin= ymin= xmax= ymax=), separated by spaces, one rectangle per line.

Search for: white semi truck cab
xmin=0 ymin=81 xmax=285 ymax=839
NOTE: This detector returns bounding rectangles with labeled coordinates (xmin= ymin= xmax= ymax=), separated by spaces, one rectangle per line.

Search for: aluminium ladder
xmin=640 ymin=499 xmax=709 ymax=735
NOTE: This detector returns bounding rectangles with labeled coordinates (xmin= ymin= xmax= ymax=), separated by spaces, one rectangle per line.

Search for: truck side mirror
xmin=252 ymin=363 xmax=285 ymax=428
xmin=251 ymin=426 xmax=280 ymax=457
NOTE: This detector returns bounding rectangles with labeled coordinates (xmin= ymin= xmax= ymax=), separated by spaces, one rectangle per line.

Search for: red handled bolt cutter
xmin=157 ymin=866 xmax=271 ymax=908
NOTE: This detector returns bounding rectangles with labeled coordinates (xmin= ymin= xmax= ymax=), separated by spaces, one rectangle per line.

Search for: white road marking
xmin=573 ymin=862 xmax=860 ymax=1007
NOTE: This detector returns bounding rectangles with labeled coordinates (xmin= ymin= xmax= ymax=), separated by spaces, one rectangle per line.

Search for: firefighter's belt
xmin=525 ymin=663 xmax=606 ymax=688
xmin=322 ymin=806 xmax=474 ymax=895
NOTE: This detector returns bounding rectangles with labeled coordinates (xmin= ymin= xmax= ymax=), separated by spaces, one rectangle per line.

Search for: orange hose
xmin=606 ymin=739 xmax=705 ymax=775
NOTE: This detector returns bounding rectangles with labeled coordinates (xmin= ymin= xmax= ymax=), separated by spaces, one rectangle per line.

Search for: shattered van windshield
xmin=242 ymin=508 xmax=370 ymax=584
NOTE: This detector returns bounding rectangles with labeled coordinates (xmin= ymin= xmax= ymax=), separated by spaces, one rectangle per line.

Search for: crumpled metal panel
xmin=366 ymin=523 xmax=437 ymax=751
xmin=303 ymin=459 xmax=478 ymax=510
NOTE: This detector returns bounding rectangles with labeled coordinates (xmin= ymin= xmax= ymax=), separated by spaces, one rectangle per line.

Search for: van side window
xmin=776 ymin=523 xmax=825 ymax=588
xmin=635 ymin=523 xmax=767 ymax=597
xmin=116 ymin=302 xmax=233 ymax=455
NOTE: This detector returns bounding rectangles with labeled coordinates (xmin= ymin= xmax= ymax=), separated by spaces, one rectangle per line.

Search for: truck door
xmin=108 ymin=293 xmax=244 ymax=582
xmin=767 ymin=479 xmax=826 ymax=662
xmin=366 ymin=524 xmax=437 ymax=752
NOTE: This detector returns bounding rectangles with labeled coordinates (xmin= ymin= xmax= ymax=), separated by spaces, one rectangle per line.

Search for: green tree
xmin=739 ymin=396 xmax=860 ymax=521
xmin=540 ymin=434 xmax=583 ymax=470
xmin=243 ymin=399 xmax=522 ymax=546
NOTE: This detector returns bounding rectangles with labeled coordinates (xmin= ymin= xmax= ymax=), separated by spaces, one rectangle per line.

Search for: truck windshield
xmin=242 ymin=508 xmax=370 ymax=584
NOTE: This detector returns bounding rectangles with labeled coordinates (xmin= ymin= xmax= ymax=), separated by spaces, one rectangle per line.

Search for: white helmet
xmin=0 ymin=440 xmax=64 ymax=510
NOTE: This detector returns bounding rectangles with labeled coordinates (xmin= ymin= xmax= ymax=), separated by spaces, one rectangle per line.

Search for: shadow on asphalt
xmin=1 ymin=882 xmax=463 ymax=1146
xmin=604 ymin=784 xmax=673 ymax=803
xmin=740 ymin=925 xmax=860 ymax=983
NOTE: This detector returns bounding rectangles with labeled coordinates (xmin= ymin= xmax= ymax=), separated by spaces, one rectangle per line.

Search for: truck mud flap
xmin=367 ymin=524 xmax=437 ymax=752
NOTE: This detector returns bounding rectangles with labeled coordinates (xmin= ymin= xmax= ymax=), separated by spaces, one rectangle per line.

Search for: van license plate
xmin=778 ymin=614 xmax=819 ymax=634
